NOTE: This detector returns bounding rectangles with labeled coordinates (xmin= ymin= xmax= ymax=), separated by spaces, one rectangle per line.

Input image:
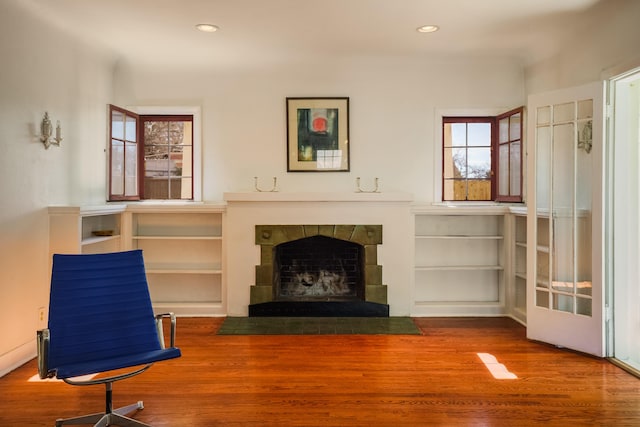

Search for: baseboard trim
xmin=0 ymin=339 xmax=36 ymax=378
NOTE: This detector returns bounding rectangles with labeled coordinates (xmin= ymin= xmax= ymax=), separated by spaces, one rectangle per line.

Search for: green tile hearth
xmin=217 ymin=317 xmax=421 ymax=335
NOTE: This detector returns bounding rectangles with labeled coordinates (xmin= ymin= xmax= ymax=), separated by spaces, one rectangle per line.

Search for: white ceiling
xmin=20 ymin=0 xmax=601 ymax=70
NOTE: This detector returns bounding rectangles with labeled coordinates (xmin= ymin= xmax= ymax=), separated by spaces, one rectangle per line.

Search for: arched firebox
xmin=250 ymin=225 xmax=388 ymax=316
xmin=275 ymin=235 xmax=364 ymax=301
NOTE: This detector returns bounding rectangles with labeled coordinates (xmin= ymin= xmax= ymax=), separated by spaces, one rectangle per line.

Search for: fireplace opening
xmin=250 ymin=224 xmax=388 ymax=317
xmin=274 ymin=235 xmax=364 ymax=302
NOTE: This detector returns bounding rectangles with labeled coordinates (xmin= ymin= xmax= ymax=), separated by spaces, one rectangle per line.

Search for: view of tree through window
xmin=141 ymin=116 xmax=193 ymax=200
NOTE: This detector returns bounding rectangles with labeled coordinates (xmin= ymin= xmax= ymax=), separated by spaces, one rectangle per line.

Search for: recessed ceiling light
xmin=417 ymin=25 xmax=439 ymax=33
xmin=196 ymin=24 xmax=219 ymax=33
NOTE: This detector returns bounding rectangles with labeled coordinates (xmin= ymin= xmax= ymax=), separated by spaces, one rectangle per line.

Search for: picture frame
xmin=286 ymin=97 xmax=350 ymax=172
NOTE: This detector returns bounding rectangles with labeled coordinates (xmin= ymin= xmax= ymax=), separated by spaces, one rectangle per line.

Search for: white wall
xmin=114 ymin=54 xmax=524 ymax=319
xmin=115 ymin=55 xmax=525 ymax=203
xmin=525 ymin=0 xmax=640 ymax=94
xmin=0 ymin=2 xmax=115 ymax=376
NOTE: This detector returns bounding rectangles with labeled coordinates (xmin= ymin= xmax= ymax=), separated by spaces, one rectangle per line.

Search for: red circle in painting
xmin=312 ymin=117 xmax=327 ymax=132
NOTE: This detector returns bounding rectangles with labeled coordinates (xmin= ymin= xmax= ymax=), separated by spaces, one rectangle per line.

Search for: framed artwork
xmin=286 ymin=97 xmax=350 ymax=172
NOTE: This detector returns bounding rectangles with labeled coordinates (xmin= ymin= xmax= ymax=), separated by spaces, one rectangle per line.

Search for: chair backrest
xmin=47 ymin=250 xmax=162 ymax=371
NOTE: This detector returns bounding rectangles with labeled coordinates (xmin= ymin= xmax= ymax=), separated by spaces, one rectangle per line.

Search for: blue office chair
xmin=37 ymin=249 xmax=182 ymax=427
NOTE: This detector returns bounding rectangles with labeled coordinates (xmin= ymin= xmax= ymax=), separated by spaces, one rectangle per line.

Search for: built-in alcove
xmin=250 ymin=224 xmax=388 ymax=316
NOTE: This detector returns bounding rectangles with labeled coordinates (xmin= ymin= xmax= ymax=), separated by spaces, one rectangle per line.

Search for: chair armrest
xmin=155 ymin=312 xmax=177 ymax=349
xmin=36 ymin=329 xmax=54 ymax=379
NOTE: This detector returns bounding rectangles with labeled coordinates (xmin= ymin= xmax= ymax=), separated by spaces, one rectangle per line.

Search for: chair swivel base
xmin=55 ymin=401 xmax=151 ymax=427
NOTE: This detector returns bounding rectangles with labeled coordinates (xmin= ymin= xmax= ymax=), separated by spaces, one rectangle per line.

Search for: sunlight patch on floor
xmin=477 ymin=353 xmax=518 ymax=379
xmin=28 ymin=373 xmax=96 ymax=382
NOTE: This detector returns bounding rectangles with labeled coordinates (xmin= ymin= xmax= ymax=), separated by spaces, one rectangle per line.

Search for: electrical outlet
xmin=37 ymin=307 xmax=46 ymax=329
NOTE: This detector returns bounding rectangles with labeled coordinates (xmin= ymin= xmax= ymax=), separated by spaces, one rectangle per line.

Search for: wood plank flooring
xmin=2 ymin=317 xmax=640 ymax=426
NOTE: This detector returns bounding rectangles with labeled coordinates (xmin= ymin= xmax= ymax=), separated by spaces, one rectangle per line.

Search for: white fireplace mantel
xmin=223 ymin=192 xmax=414 ymax=203
xmin=224 ymin=191 xmax=414 ymax=317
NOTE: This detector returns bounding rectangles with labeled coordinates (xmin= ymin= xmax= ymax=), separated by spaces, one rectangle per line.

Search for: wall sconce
xmin=40 ymin=112 xmax=62 ymax=149
xmin=577 ymin=120 xmax=592 ymax=154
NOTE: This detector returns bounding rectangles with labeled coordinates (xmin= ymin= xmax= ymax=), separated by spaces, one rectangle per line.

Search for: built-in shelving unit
xmin=49 ymin=203 xmax=225 ymax=317
xmin=122 ymin=204 xmax=225 ymax=317
xmin=49 ymin=205 xmax=126 ymax=255
xmin=512 ymin=209 xmax=527 ymax=324
xmin=50 ymin=201 xmax=529 ymax=320
xmin=412 ymin=206 xmax=508 ymax=317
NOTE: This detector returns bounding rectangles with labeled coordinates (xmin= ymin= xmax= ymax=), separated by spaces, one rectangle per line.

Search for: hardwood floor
xmin=2 ymin=317 xmax=640 ymax=426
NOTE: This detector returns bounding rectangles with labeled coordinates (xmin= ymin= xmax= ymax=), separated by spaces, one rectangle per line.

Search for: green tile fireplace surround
xmin=251 ymin=224 xmax=387 ymax=308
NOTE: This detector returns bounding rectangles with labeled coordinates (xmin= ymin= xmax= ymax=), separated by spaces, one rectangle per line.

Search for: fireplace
xmin=276 ymin=235 xmax=363 ymax=301
xmin=250 ymin=224 xmax=388 ymax=316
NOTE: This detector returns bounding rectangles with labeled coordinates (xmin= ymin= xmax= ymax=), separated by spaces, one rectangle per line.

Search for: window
xmin=442 ymin=107 xmax=523 ymax=202
xmin=495 ymin=108 xmax=523 ymax=202
xmin=108 ymin=105 xmax=199 ymax=201
xmin=443 ymin=117 xmax=493 ymax=201
xmin=141 ymin=115 xmax=193 ymax=200
xmin=109 ymin=105 xmax=139 ymax=200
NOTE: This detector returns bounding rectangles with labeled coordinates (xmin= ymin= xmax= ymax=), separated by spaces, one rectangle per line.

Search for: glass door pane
xmin=535 ymin=118 xmax=552 ymax=308
xmin=551 ymin=122 xmax=575 ymax=314
xmin=576 ymin=115 xmax=593 ymax=316
xmin=535 ymin=100 xmax=593 ymax=317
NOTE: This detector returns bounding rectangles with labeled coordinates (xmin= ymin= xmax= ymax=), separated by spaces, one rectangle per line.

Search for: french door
xmin=526 ymin=82 xmax=605 ymax=356
xmin=609 ymin=68 xmax=640 ymax=370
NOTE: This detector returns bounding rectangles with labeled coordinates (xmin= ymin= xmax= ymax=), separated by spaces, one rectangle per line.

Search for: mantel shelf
xmin=146 ymin=269 xmax=222 ymax=275
xmin=416 ymin=265 xmax=504 ymax=271
xmin=416 ymin=235 xmax=503 ymax=240
xmin=133 ymin=235 xmax=222 ymax=240
xmin=223 ymin=192 xmax=413 ymax=203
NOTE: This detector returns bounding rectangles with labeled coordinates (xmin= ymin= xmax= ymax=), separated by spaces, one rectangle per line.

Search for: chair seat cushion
xmin=55 ymin=347 xmax=181 ymax=379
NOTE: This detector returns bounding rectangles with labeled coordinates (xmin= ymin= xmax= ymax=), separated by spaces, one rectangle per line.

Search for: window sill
xmin=412 ymin=202 xmax=516 ymax=215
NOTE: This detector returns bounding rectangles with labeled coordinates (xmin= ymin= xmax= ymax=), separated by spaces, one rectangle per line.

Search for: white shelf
xmin=416 ymin=265 xmax=503 ymax=271
xmin=81 ymin=235 xmax=121 ymax=246
xmin=416 ymin=235 xmax=503 ymax=240
xmin=147 ymin=269 xmax=222 ymax=274
xmin=49 ymin=205 xmax=125 ymax=255
xmin=412 ymin=300 xmax=506 ymax=317
xmin=132 ymin=235 xmax=222 ymax=240
xmin=48 ymin=205 xmax=127 ymax=216
xmin=511 ymin=214 xmax=527 ymax=323
xmin=152 ymin=302 xmax=224 ymax=317
xmin=414 ymin=300 xmax=501 ymax=306
xmin=536 ymin=278 xmax=550 ymax=287
xmin=127 ymin=206 xmax=225 ymax=317
xmin=413 ymin=212 xmax=506 ymax=316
